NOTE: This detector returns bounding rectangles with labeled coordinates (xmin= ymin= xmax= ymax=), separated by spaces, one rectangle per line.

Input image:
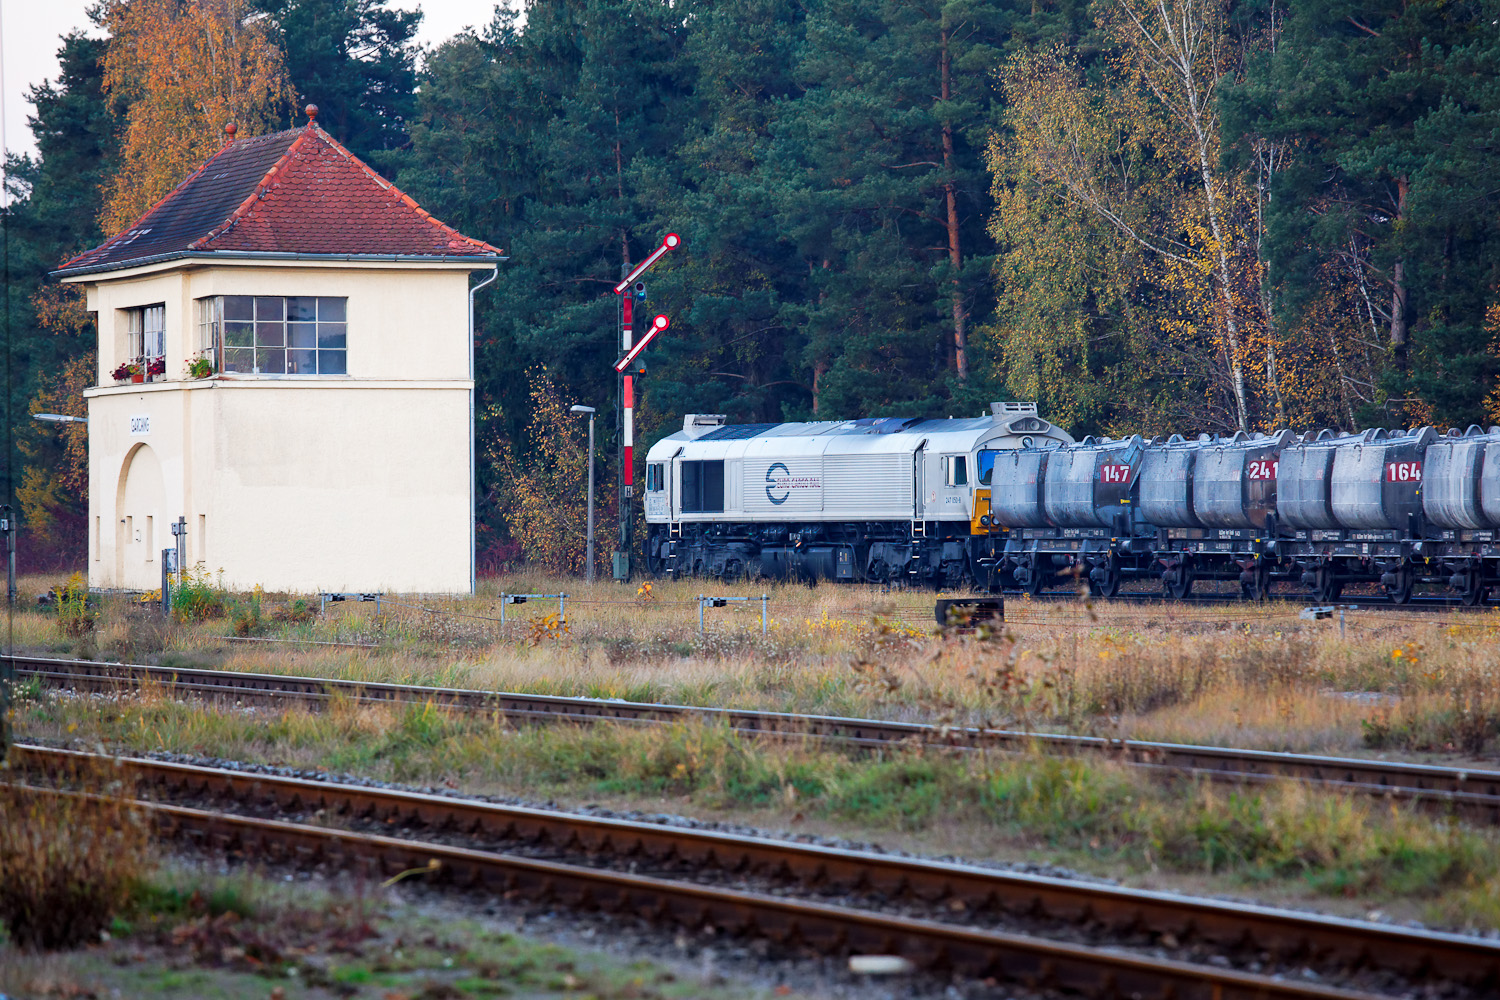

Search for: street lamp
xmin=32 ymin=413 xmax=87 ymax=424
xmin=570 ymin=405 xmax=597 ymax=582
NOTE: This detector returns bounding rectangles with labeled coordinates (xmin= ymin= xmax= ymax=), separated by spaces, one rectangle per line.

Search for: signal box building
xmin=55 ymin=110 xmax=503 ymax=594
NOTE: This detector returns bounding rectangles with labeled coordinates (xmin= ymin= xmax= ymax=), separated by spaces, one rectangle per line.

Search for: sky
xmin=0 ymin=0 xmax=508 ymax=163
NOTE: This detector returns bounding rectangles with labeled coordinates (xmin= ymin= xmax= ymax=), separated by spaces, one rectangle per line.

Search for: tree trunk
xmin=939 ymin=27 xmax=968 ymax=381
xmin=1390 ymin=176 xmax=1409 ymax=365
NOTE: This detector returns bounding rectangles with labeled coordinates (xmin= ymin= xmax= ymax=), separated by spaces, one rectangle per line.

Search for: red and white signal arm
xmin=613 ymin=234 xmax=681 ymax=294
xmin=1386 ymin=461 xmax=1422 ymax=483
xmin=615 ymin=315 xmax=670 ymax=372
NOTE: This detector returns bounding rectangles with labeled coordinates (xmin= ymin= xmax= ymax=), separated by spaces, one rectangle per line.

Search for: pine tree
xmin=252 ymin=0 xmax=422 ymax=166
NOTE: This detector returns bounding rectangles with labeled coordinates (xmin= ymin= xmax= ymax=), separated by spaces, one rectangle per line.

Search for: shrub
xmin=0 ymin=761 xmax=150 ymax=949
xmin=172 ymin=563 xmax=227 ymax=621
xmin=52 ymin=571 xmax=96 ymax=638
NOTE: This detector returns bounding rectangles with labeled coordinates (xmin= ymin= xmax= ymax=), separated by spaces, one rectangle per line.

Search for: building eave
xmin=53 ymin=250 xmax=507 ymax=282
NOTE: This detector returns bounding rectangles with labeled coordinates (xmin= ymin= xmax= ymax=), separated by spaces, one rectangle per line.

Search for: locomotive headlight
xmin=979 ymin=514 xmax=991 ymax=527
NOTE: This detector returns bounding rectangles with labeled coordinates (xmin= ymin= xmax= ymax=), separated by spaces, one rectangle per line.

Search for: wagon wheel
xmin=1312 ymin=566 xmax=1342 ymax=603
xmin=1163 ymin=563 xmax=1193 ymax=601
xmin=1241 ymin=564 xmax=1272 ymax=602
xmin=721 ymin=559 xmax=743 ymax=584
xmin=1457 ymin=567 xmax=1489 ymax=607
xmin=1383 ymin=568 xmax=1414 ymax=605
xmin=1024 ymin=559 xmax=1047 ymax=596
xmin=1088 ymin=556 xmax=1122 ymax=599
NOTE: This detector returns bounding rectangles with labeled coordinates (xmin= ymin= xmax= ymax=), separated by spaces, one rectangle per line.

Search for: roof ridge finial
xmin=223 ymin=121 xmax=237 ymax=146
xmin=305 ymin=104 xmax=319 ymax=127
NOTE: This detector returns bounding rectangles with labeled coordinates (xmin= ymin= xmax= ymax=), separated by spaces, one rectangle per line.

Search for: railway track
xmin=12 ymin=742 xmax=1497 ymax=1000
xmin=15 ymin=654 xmax=1500 ymax=823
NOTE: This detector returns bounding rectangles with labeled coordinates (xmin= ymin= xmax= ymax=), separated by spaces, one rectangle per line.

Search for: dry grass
xmin=0 ymin=754 xmax=151 ymax=950
xmin=18 ymin=691 xmax=1500 ymax=931
xmin=9 ymin=572 xmax=1500 ymax=760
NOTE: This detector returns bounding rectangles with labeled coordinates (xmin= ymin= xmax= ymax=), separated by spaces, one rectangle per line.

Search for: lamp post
xmin=32 ymin=413 xmax=87 ymax=424
xmin=570 ymin=405 xmax=596 ymax=583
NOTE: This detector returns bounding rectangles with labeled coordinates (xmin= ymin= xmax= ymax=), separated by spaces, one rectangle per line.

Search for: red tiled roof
xmin=58 ymin=122 xmax=502 ymax=274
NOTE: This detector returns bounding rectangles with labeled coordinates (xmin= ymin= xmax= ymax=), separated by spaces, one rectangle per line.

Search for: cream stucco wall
xmin=73 ymin=258 xmax=489 ymax=594
xmin=82 ymin=258 xmax=474 ymax=382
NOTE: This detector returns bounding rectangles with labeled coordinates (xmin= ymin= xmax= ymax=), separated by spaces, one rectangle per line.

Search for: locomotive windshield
xmin=978 ymin=450 xmax=997 ymax=486
xmin=978 ymin=440 xmax=1059 ymax=485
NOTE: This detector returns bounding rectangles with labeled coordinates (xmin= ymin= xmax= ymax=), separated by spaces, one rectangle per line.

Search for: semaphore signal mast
xmin=612 ymin=233 xmax=679 ymax=582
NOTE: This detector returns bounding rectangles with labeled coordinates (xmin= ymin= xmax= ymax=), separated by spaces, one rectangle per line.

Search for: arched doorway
xmin=115 ymin=443 xmax=166 ymax=588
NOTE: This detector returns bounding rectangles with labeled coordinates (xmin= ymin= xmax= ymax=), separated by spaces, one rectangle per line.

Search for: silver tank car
xmin=1276 ymin=430 xmax=1344 ymax=529
xmin=1138 ymin=434 xmax=1211 ymax=528
xmin=985 ymin=448 xmax=1050 ymax=528
xmin=1279 ymin=428 xmax=1433 ymax=531
xmin=1042 ymin=435 xmax=1146 ymax=529
xmin=1192 ymin=430 xmax=1293 ymax=530
xmin=1332 ymin=427 xmax=1433 ymax=530
xmin=1423 ymin=426 xmax=1500 ymax=529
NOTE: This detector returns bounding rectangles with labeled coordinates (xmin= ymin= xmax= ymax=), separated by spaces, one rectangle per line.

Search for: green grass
xmin=22 ymin=690 xmax=1500 ymax=930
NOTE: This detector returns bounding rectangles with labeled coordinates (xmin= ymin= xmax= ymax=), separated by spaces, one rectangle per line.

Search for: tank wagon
xmin=641 ymin=403 xmax=1074 ymax=586
xmin=978 ymin=424 xmax=1500 ymax=604
xmin=644 ymin=409 xmax=1500 ymax=604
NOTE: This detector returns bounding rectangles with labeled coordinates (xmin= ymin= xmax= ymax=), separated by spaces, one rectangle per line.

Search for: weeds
xmin=24 ymin=691 xmax=1500 ymax=928
xmin=0 ymin=757 xmax=150 ymax=949
xmin=51 ymin=572 xmax=95 ymax=638
xmin=171 ymin=564 xmax=227 ymax=622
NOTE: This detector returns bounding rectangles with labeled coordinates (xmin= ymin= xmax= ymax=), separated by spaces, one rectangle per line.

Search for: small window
xmin=126 ymin=303 xmax=166 ymax=369
xmin=680 ymin=460 xmax=724 ymax=513
xmin=647 ymin=463 xmax=665 ymax=492
xmin=946 ymin=456 xmax=968 ymax=487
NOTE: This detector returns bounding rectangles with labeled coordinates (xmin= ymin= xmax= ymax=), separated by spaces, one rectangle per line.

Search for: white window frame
xmin=127 ymin=304 xmax=165 ymax=368
xmin=196 ymin=294 xmax=349 ymax=376
xmin=945 ymin=455 xmax=968 ymax=487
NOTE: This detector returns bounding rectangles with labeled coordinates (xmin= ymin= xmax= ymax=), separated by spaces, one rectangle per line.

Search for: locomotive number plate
xmin=1386 ymin=461 xmax=1422 ymax=482
xmin=1099 ymin=463 xmax=1132 ymax=484
xmin=1246 ymin=459 xmax=1278 ymax=480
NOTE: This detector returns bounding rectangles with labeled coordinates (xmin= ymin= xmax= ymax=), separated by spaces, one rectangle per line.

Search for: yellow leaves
xmin=99 ymin=0 xmax=295 ymax=234
xmin=493 ymin=367 xmax=611 ymax=576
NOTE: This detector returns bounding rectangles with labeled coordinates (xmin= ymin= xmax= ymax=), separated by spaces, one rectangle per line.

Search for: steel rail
xmin=9 ymin=746 xmax=1464 ymax=999
xmin=16 ymin=655 xmax=1500 ymax=821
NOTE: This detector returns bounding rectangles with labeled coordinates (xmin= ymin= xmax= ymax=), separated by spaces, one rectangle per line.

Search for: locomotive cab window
xmin=978 ymin=450 xmax=996 ymax=486
xmin=647 ymin=463 xmax=665 ymax=492
xmin=944 ymin=456 xmax=968 ymax=487
xmin=680 ymin=460 xmax=724 ymax=513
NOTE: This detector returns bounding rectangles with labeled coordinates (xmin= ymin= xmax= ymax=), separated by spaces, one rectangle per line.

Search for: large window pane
xmin=224 ymin=321 xmax=253 ymax=348
xmin=288 ymin=349 xmax=317 ymax=374
xmin=255 ymin=322 xmax=285 ymax=347
xmin=317 ymin=350 xmax=347 ymax=375
xmin=255 ymin=297 xmax=283 ymax=321
xmin=318 ymin=297 xmax=346 ymax=322
xmin=286 ymin=296 xmax=317 ymax=322
xmin=256 ymin=348 xmax=286 ymax=374
xmin=223 ymin=347 xmax=253 ymax=372
xmin=223 ymin=296 xmax=253 ymax=321
xmin=288 ymin=322 xmax=316 ymax=349
xmin=317 ymin=323 xmax=346 ymax=349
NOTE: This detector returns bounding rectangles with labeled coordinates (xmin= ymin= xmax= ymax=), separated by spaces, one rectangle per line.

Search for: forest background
xmin=4 ymin=0 xmax=1499 ymax=574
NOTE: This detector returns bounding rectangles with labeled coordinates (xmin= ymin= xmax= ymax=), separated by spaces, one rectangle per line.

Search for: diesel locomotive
xmin=643 ymin=406 xmax=1500 ymax=604
xmin=641 ymin=404 xmax=1073 ymax=587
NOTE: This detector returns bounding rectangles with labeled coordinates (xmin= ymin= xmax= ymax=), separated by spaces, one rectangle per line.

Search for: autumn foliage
xmin=488 ymin=369 xmax=615 ymax=577
xmin=98 ymin=0 xmax=294 ymax=235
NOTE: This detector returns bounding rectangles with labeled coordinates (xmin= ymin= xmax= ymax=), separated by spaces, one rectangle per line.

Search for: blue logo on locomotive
xmin=766 ymin=462 xmax=791 ymax=505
